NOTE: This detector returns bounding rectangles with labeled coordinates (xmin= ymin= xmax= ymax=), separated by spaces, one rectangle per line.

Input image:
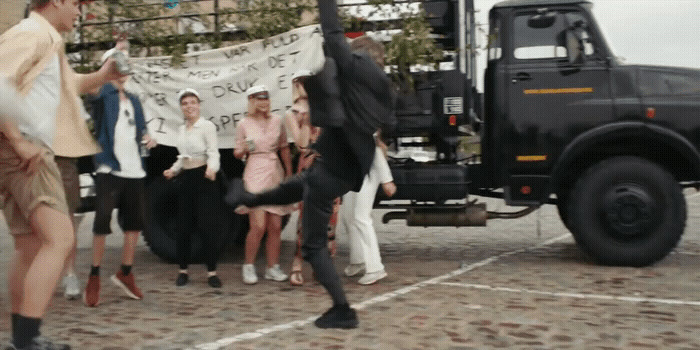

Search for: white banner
xmin=125 ymin=24 xmax=325 ymax=148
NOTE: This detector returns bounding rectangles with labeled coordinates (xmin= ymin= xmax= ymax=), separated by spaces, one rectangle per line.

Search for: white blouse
xmin=168 ymin=117 xmax=220 ymax=175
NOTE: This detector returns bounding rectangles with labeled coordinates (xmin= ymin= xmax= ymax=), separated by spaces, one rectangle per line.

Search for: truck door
xmin=504 ymin=8 xmax=613 ymax=178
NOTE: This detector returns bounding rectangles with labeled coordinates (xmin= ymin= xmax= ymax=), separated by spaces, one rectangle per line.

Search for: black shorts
xmin=93 ymin=173 xmax=146 ymax=235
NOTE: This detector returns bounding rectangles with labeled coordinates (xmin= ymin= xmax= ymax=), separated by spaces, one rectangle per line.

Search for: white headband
xmin=247 ymin=84 xmax=268 ymax=97
xmin=178 ymin=88 xmax=200 ymax=101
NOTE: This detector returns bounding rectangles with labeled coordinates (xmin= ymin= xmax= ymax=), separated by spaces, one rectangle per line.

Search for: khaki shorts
xmin=0 ymin=135 xmax=69 ymax=235
xmin=55 ymin=156 xmax=81 ymax=214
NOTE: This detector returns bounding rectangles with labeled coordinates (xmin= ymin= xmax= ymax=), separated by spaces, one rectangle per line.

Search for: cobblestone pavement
xmin=1 ymin=193 xmax=699 ymax=349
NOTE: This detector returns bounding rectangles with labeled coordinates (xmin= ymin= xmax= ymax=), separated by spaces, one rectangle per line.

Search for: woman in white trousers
xmin=340 ymin=142 xmax=396 ymax=285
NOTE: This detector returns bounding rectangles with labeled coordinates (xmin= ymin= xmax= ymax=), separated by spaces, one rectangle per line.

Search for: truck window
xmin=513 ymin=11 xmax=594 ymax=60
xmin=639 ymin=70 xmax=700 ymax=96
xmin=488 ymin=15 xmax=502 ymax=61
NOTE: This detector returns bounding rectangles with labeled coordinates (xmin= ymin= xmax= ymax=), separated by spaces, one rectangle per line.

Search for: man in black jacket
xmin=227 ymin=0 xmax=395 ymax=329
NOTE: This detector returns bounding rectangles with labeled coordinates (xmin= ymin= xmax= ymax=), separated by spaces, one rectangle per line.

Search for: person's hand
xmin=13 ymin=138 xmax=43 ymax=174
xmin=100 ymin=57 xmax=128 ymax=82
xmin=163 ymin=169 xmax=175 ymax=180
xmin=382 ymin=181 xmax=397 ymax=197
xmin=143 ymin=134 xmax=157 ymax=149
xmin=204 ymin=167 xmax=217 ymax=181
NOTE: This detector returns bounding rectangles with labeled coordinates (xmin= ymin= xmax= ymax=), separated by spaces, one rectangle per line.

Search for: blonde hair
xmin=292 ymin=79 xmax=308 ymax=104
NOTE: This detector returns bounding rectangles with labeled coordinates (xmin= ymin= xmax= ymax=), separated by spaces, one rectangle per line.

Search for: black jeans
xmin=176 ymin=166 xmax=221 ymax=272
xmin=250 ymin=161 xmax=354 ymax=305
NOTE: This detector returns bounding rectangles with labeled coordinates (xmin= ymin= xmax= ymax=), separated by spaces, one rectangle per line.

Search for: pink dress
xmin=235 ymin=113 xmax=293 ymax=215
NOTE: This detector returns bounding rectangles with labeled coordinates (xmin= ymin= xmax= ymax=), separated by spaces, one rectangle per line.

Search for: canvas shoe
xmin=8 ymin=336 xmax=71 ymax=350
xmin=242 ymin=264 xmax=258 ymax=284
xmin=208 ymin=275 xmax=222 ymax=288
xmin=111 ymin=271 xmax=143 ymax=299
xmin=62 ymin=274 xmax=80 ymax=300
xmin=83 ymin=275 xmax=100 ymax=307
xmin=358 ymin=269 xmax=387 ymax=285
xmin=264 ymin=264 xmax=288 ymax=282
xmin=344 ymin=263 xmax=365 ymax=277
xmin=175 ymin=273 xmax=189 ymax=286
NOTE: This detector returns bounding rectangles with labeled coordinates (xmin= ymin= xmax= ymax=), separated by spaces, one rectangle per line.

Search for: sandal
xmin=290 ymin=266 xmax=304 ymax=286
xmin=327 ymin=236 xmax=337 ymax=257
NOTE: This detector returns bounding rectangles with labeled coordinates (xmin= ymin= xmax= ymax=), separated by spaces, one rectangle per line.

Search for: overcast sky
xmin=474 ymin=0 xmax=700 ymax=68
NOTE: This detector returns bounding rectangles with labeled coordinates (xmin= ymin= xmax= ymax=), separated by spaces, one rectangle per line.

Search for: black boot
xmin=175 ymin=273 xmax=189 ymax=286
xmin=224 ymin=178 xmax=255 ymax=208
xmin=314 ymin=304 xmax=358 ymax=329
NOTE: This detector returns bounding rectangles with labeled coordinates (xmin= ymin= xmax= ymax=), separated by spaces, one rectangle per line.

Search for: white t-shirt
xmin=96 ymin=98 xmax=146 ymax=178
xmin=19 ymin=53 xmax=60 ymax=147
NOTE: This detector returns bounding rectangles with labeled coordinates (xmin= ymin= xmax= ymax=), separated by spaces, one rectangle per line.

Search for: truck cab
xmin=384 ymin=0 xmax=700 ymax=266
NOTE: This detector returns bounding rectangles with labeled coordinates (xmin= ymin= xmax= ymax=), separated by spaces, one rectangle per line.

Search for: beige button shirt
xmin=0 ymin=12 xmax=99 ymax=157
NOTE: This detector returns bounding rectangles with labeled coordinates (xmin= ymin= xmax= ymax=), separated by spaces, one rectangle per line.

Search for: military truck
xmin=79 ymin=0 xmax=698 ymax=267
xmin=376 ymin=0 xmax=700 ymax=267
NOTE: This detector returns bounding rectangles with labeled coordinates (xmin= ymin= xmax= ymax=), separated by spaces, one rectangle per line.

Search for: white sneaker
xmin=344 ymin=263 xmax=365 ymax=277
xmin=358 ymin=269 xmax=387 ymax=285
xmin=242 ymin=264 xmax=258 ymax=284
xmin=264 ymin=264 xmax=288 ymax=282
xmin=63 ymin=274 xmax=81 ymax=300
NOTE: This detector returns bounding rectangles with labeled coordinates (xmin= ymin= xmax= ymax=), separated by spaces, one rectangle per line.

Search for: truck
xmin=78 ymin=0 xmax=700 ymax=267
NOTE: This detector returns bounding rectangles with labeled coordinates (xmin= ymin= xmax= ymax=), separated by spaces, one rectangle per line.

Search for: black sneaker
xmin=208 ymin=275 xmax=222 ymax=288
xmin=175 ymin=273 xmax=189 ymax=286
xmin=314 ymin=304 xmax=359 ymax=329
xmin=224 ymin=178 xmax=246 ymax=208
xmin=9 ymin=337 xmax=71 ymax=350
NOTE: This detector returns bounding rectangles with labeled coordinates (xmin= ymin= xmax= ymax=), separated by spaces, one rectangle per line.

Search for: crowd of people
xmin=1 ymin=0 xmax=397 ymax=348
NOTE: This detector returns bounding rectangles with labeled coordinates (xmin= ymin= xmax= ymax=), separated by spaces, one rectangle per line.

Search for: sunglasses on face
xmin=252 ymin=93 xmax=269 ymax=100
xmin=125 ymin=109 xmax=135 ymax=125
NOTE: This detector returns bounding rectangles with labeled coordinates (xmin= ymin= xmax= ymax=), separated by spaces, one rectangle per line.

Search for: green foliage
xmin=71 ymin=0 xmax=441 ymax=79
xmin=75 ymin=0 xmax=209 ymax=67
xmin=234 ymin=0 xmax=315 ymax=39
xmin=338 ymin=0 xmax=443 ymax=91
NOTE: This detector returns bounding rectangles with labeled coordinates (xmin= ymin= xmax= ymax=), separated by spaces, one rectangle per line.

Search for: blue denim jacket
xmin=91 ymin=83 xmax=147 ymax=171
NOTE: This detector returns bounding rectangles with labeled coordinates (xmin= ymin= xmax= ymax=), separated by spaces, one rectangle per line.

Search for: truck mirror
xmin=565 ymin=29 xmax=585 ymax=65
xmin=528 ymin=12 xmax=556 ymax=29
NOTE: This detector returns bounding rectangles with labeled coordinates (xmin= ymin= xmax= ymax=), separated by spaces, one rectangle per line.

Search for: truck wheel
xmin=143 ymin=176 xmax=245 ymax=263
xmin=556 ymin=190 xmax=571 ymax=232
xmin=566 ymin=156 xmax=685 ymax=266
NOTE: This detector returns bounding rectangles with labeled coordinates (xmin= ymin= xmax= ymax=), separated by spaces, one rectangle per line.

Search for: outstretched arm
xmin=317 ymin=0 xmax=353 ymax=70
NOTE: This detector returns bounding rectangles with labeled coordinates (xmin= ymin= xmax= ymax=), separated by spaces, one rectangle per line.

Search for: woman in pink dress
xmin=234 ymin=85 xmax=293 ymax=284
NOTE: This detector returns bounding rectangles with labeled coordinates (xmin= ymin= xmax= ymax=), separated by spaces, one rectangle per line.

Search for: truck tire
xmin=556 ymin=190 xmax=571 ymax=232
xmin=566 ymin=156 xmax=685 ymax=267
xmin=143 ymin=174 xmax=245 ymax=263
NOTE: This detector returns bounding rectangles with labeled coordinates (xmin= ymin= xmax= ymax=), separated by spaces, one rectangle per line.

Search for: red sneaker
xmin=111 ymin=271 xmax=143 ymax=300
xmin=83 ymin=275 xmax=100 ymax=307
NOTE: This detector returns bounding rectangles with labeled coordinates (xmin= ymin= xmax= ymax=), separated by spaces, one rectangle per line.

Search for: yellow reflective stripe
xmin=517 ymin=155 xmax=548 ymax=162
xmin=523 ymin=87 xmax=593 ymax=94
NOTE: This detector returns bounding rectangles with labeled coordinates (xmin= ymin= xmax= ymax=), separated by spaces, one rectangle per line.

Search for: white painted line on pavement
xmin=192 ymin=233 xmax=570 ymax=349
xmin=437 ymin=281 xmax=700 ymax=307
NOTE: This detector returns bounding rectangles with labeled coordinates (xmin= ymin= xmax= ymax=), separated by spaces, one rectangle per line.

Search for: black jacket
xmin=306 ymin=0 xmax=397 ymax=190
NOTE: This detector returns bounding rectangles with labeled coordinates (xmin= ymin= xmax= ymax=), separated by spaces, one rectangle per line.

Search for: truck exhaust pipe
xmin=383 ymin=203 xmax=488 ymax=227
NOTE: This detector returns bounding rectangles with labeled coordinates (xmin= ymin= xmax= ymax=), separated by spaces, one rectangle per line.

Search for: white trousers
xmin=340 ymin=147 xmax=392 ymax=273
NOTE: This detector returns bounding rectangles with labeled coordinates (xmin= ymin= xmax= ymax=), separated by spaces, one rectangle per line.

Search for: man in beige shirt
xmin=0 ymin=1 xmax=125 ymax=349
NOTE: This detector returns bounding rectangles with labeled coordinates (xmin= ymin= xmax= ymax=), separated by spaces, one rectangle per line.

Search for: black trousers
xmin=176 ymin=166 xmax=221 ymax=271
xmin=250 ymin=161 xmax=354 ymax=305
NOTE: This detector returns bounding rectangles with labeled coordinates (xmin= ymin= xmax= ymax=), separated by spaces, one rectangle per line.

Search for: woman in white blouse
xmin=164 ymin=88 xmax=223 ymax=288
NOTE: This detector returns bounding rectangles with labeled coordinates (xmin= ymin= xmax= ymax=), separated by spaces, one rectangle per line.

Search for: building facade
xmin=0 ymin=0 xmax=26 ymax=34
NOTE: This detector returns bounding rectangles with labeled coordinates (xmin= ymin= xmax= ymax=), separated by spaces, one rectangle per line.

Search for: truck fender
xmin=549 ymin=121 xmax=700 ymax=196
